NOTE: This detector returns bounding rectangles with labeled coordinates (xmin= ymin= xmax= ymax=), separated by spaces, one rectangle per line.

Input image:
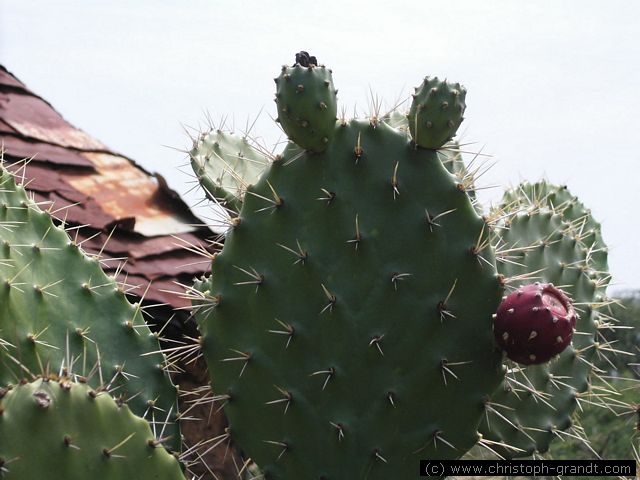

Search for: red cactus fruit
xmin=493 ymin=283 xmax=576 ymax=365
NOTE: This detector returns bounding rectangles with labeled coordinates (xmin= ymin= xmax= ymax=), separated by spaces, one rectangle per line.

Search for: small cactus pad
xmin=493 ymin=283 xmax=576 ymax=365
xmin=275 ymin=63 xmax=337 ymax=153
xmin=408 ymin=77 xmax=466 ymax=149
xmin=479 ymin=187 xmax=605 ymax=458
xmin=190 ymin=130 xmax=270 ymax=212
xmin=0 ymin=378 xmax=185 ymax=479
xmin=196 ymin=114 xmax=505 ymax=478
xmin=0 ymin=166 xmax=179 ymax=450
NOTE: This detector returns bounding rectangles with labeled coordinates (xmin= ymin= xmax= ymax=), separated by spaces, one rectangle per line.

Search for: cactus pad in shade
xmin=408 ymin=77 xmax=466 ymax=149
xmin=493 ymin=283 xmax=576 ymax=365
xmin=194 ymin=63 xmax=506 ymax=479
xmin=275 ymin=63 xmax=338 ymax=153
xmin=479 ymin=187 xmax=605 ymax=458
xmin=0 ymin=166 xmax=180 ymax=450
xmin=0 ymin=378 xmax=185 ymax=480
xmin=190 ymin=130 xmax=270 ymax=213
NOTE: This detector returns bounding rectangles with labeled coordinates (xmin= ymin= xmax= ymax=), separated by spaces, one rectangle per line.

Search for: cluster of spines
xmin=189 ymin=128 xmax=271 ymax=215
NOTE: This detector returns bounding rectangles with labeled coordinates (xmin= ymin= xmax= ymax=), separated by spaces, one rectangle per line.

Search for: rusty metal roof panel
xmin=5 ymin=162 xmax=86 ymax=201
xmin=0 ymin=90 xmax=107 ymax=150
xmin=64 ymin=151 xmax=198 ymax=236
xmin=50 ymin=191 xmax=121 ymax=230
xmin=77 ymin=231 xmax=207 ymax=258
xmin=0 ymin=65 xmax=215 ymax=310
xmin=1 ymin=135 xmax=96 ymax=168
xmin=0 ymin=118 xmax=19 ymax=134
xmin=119 ymin=251 xmax=211 ymax=280
xmin=0 ymin=66 xmax=27 ymax=90
xmin=111 ymin=273 xmax=196 ymax=310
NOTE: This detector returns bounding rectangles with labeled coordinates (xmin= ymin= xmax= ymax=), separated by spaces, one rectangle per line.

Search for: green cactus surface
xmin=381 ymin=108 xmax=410 ymax=132
xmin=408 ymin=77 xmax=466 ymax=149
xmin=440 ymin=144 xmax=466 ymax=179
xmin=195 ymin=71 xmax=506 ymax=477
xmin=479 ymin=183 xmax=607 ymax=458
xmin=275 ymin=64 xmax=338 ymax=153
xmin=501 ymin=181 xmax=609 ymax=291
xmin=438 ymin=143 xmax=479 ymax=210
xmin=0 ymin=166 xmax=180 ymax=450
xmin=0 ymin=378 xmax=185 ymax=479
xmin=190 ymin=130 xmax=270 ymax=213
xmin=380 ymin=108 xmax=478 ymax=212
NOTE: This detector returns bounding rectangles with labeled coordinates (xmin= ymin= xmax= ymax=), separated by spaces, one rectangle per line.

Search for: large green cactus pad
xmin=0 ymin=167 xmax=179 ymax=450
xmin=480 ymin=186 xmax=605 ymax=458
xmin=0 ymin=378 xmax=185 ymax=479
xmin=196 ymin=118 xmax=505 ymax=479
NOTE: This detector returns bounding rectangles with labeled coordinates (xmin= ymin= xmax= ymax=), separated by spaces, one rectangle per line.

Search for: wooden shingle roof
xmin=0 ymin=65 xmax=213 ymax=310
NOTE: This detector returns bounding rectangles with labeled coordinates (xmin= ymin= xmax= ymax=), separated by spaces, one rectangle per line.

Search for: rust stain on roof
xmin=65 ymin=151 xmax=196 ymax=235
xmin=0 ymin=65 xmax=215 ymax=309
xmin=0 ymin=90 xmax=107 ymax=150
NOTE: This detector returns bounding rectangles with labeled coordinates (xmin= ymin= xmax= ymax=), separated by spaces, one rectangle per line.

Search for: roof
xmin=0 ymin=65 xmax=214 ymax=310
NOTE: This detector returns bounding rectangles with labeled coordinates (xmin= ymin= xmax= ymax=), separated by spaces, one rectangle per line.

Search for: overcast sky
xmin=1 ymin=0 xmax=638 ymax=292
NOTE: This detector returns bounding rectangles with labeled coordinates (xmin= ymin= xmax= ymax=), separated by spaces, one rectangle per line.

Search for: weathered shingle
xmin=0 ymin=65 xmax=214 ymax=310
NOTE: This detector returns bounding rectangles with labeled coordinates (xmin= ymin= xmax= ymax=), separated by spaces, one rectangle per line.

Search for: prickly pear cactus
xmin=408 ymin=77 xmax=466 ymax=149
xmin=502 ymin=181 xmax=609 ymax=291
xmin=381 ymin=107 xmax=410 ymax=131
xmin=479 ymin=183 xmax=607 ymax=458
xmin=194 ymin=62 xmax=505 ymax=479
xmin=190 ymin=130 xmax=270 ymax=213
xmin=274 ymin=62 xmax=338 ymax=152
xmin=0 ymin=377 xmax=185 ymax=479
xmin=0 ymin=166 xmax=180 ymax=450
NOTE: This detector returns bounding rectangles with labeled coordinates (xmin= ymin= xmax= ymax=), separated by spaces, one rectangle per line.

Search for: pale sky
xmin=1 ymin=0 xmax=639 ymax=292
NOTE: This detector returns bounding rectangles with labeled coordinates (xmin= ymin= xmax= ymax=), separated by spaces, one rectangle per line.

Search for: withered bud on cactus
xmin=294 ymin=50 xmax=318 ymax=67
